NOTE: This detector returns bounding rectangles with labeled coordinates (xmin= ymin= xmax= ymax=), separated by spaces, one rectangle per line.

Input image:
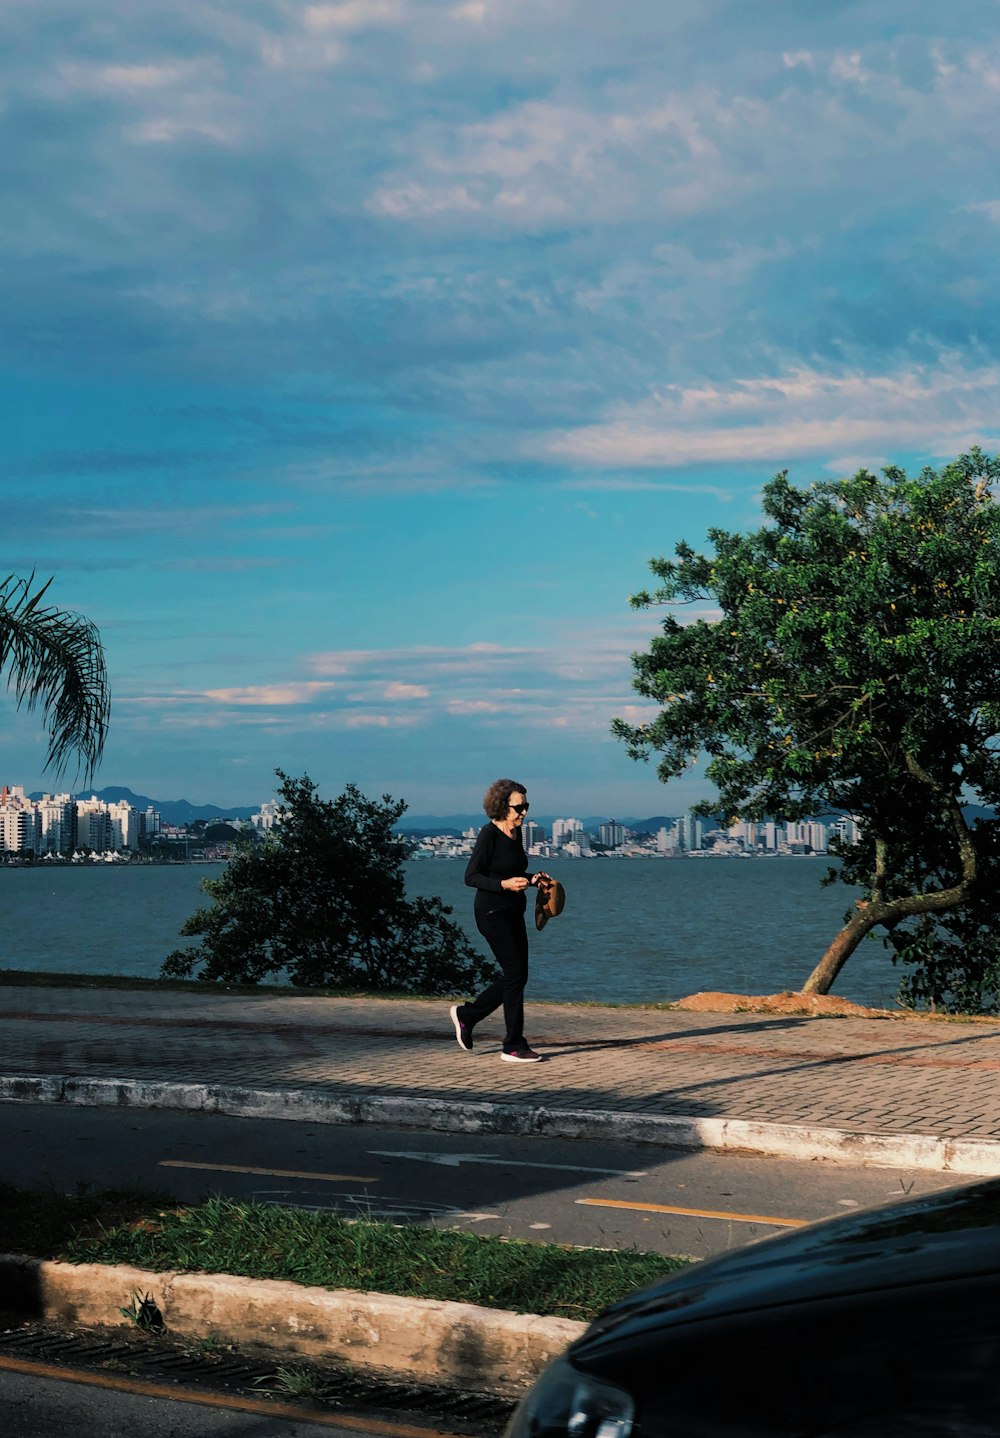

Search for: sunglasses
xmin=509 ymin=802 xmax=529 ymax=814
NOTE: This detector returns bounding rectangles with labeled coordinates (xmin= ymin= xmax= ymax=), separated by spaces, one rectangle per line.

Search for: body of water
xmin=0 ymin=857 xmax=903 ymax=1008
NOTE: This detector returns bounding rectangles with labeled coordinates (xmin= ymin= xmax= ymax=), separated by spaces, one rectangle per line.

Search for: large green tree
xmin=0 ymin=572 xmax=110 ymax=780
xmin=163 ymin=770 xmax=494 ymax=994
xmin=614 ymin=450 xmax=1000 ymax=997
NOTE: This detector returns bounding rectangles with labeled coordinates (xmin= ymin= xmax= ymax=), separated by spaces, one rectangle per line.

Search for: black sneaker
xmin=500 ymin=1046 xmax=544 ymax=1063
xmin=450 ymin=1004 xmax=474 ymax=1052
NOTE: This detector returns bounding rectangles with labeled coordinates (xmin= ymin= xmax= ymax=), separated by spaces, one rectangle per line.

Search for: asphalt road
xmin=0 ymin=1101 xmax=967 ymax=1257
xmin=0 ymin=1362 xmax=465 ymax=1438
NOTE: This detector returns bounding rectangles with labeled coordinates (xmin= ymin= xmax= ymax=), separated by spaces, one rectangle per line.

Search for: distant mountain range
xmin=28 ymin=786 xmax=259 ymax=826
xmin=25 ymin=788 xmax=679 ymax=832
xmin=391 ymin=814 xmax=680 ymax=834
xmin=27 ymin=788 xmax=997 ymax=833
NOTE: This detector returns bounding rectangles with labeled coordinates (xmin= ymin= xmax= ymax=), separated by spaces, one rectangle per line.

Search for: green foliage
xmin=162 ymin=770 xmax=493 ymax=994
xmin=0 ymin=571 xmax=110 ymax=781
xmin=883 ymin=820 xmax=1000 ymax=1014
xmin=616 ymin=450 xmax=1000 ymax=1001
xmin=64 ymin=1193 xmax=689 ymax=1320
xmin=119 ymin=1290 xmax=166 ymax=1334
xmin=0 ymin=1180 xmax=172 ymax=1258
xmin=253 ymin=1365 xmax=334 ymax=1401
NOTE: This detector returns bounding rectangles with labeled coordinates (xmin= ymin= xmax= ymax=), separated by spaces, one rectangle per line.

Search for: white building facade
xmin=0 ymin=786 xmax=36 ymax=852
xmin=552 ymin=818 xmax=584 ymax=848
xmin=35 ymin=793 xmax=74 ymax=853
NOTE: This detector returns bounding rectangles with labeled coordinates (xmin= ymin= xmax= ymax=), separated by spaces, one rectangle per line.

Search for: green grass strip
xmin=0 ymin=1181 xmax=176 ymax=1257
xmin=0 ymin=1184 xmax=692 ymax=1321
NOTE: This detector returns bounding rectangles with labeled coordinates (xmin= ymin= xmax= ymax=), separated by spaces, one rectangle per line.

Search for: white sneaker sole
xmin=450 ymin=1004 xmax=473 ymax=1052
xmin=500 ymin=1051 xmax=544 ymax=1063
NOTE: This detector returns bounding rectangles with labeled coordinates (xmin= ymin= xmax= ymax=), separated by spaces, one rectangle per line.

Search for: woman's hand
xmin=501 ymin=877 xmax=531 ymax=891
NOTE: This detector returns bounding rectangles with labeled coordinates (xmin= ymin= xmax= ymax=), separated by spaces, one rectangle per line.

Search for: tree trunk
xmin=802 ymin=754 xmax=978 ymax=996
xmin=802 ymin=855 xmax=977 ymax=994
xmin=802 ymin=886 xmax=969 ymax=995
xmin=801 ymin=902 xmax=885 ymax=994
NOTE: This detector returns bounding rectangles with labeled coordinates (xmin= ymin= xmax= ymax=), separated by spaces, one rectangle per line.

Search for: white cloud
xmin=822 ymin=453 xmax=888 ymax=475
xmin=201 ymin=683 xmax=338 ymax=706
xmin=260 ymin=36 xmax=343 ymax=68
xmin=120 ymin=624 xmax=654 ymax=741
xmin=368 ymin=94 xmax=723 ymax=225
xmin=56 ymin=60 xmax=212 ymax=95
xmin=134 ymin=116 xmax=241 ymax=146
xmin=53 ymin=55 xmax=242 ymax=144
xmin=544 ymin=360 xmax=1000 ymax=468
xmin=306 ymin=643 xmax=533 ymax=679
xmin=340 ymin=712 xmax=422 ymax=728
xmin=830 ymin=52 xmax=868 ymax=84
xmin=384 ymin=682 xmax=430 ymax=699
xmin=304 ymin=1 xmax=408 ymax=31
xmin=368 ymin=183 xmax=485 ymax=217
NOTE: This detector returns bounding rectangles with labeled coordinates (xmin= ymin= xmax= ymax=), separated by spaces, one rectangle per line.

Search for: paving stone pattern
xmin=4 ymin=988 xmax=1000 ymax=1140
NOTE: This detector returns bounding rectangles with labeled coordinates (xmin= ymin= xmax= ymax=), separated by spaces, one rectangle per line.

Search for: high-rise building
xmin=678 ymin=814 xmax=703 ymax=852
xmin=107 ymin=800 xmax=139 ymax=851
xmin=598 ymin=820 xmax=625 ymax=849
xmin=36 ymin=793 xmax=74 ymax=853
xmin=253 ymin=800 xmax=283 ymax=832
xmin=829 ymin=815 xmax=860 ymax=847
xmin=0 ymin=786 xmax=36 ymax=852
xmin=76 ymin=796 xmax=113 ymax=852
xmin=552 ymin=818 xmax=583 ymax=848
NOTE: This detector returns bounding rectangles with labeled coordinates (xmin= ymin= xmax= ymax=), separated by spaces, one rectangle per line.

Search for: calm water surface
xmin=0 ymin=858 xmax=901 ymax=1007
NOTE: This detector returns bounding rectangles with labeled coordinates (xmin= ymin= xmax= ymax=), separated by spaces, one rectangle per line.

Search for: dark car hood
xmin=573 ymin=1177 xmax=1000 ymax=1355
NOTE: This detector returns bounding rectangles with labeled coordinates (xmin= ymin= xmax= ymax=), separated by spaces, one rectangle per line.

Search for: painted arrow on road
xmin=370 ymin=1150 xmax=647 ymax=1177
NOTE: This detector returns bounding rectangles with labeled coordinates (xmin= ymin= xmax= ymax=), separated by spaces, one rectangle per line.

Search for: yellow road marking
xmin=0 ymin=1354 xmax=456 ymax=1436
xmin=576 ymin=1197 xmax=808 ymax=1228
xmin=159 ymin=1160 xmax=378 ymax=1184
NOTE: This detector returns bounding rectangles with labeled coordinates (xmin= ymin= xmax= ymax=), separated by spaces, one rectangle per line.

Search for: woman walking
xmin=450 ymin=778 xmax=546 ymax=1063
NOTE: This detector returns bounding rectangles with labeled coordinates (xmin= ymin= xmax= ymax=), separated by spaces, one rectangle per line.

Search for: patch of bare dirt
xmin=673 ymin=990 xmax=909 ymax=1019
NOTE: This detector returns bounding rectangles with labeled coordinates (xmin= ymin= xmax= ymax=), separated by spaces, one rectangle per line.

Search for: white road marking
xmin=251 ymin=1189 xmax=500 ymax=1221
xmin=370 ymin=1149 xmax=647 ymax=1177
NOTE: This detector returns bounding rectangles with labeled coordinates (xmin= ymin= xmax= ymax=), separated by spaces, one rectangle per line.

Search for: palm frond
xmin=0 ymin=572 xmax=110 ymax=782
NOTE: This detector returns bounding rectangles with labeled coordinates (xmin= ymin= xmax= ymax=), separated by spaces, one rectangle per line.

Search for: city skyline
xmin=10 ymin=778 xmax=865 ymax=833
xmin=0 ymin=780 xmax=859 ymax=859
xmin=6 ymin=5 xmax=1000 ymax=812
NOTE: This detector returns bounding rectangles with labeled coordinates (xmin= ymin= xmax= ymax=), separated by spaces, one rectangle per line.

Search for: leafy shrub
xmin=162 ymin=770 xmax=492 ymax=994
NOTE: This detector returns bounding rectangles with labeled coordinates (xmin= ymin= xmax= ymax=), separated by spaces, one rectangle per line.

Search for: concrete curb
xmin=3 ymin=1071 xmax=1000 ymax=1175
xmin=0 ymin=1254 xmax=583 ymax=1397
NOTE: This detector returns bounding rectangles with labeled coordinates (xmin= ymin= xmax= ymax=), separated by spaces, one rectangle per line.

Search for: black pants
xmin=460 ymin=904 xmax=528 ymax=1052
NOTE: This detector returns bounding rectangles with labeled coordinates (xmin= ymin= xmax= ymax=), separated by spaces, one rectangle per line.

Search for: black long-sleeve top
xmin=464 ymin=822 xmax=529 ymax=913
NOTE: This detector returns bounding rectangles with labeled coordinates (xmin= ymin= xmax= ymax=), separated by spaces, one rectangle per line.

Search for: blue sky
xmin=5 ymin=0 xmax=1000 ymax=816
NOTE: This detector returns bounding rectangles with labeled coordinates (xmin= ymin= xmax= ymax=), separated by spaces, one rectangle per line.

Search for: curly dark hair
xmin=483 ymin=778 xmax=528 ymax=820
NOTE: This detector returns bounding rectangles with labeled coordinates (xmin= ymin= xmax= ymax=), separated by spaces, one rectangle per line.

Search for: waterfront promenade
xmin=5 ymin=985 xmax=1000 ymax=1172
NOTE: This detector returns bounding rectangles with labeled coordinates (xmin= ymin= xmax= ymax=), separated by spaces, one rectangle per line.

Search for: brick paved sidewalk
xmin=4 ymin=984 xmax=1000 ymax=1149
